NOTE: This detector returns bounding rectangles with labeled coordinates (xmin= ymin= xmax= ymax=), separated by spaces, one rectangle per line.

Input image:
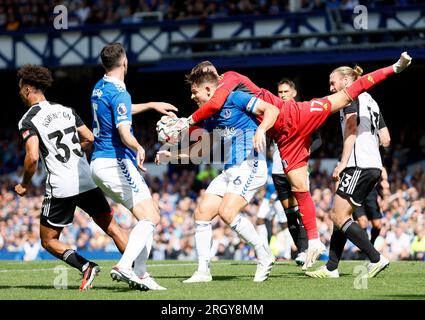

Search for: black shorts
xmin=272 ymin=174 xmax=291 ymax=201
xmin=40 ymin=187 xmax=111 ymax=228
xmin=353 ymin=188 xmax=382 ymax=221
xmin=336 ymin=167 xmax=381 ymax=207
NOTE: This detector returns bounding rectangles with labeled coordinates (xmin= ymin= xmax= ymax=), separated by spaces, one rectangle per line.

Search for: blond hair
xmin=331 ymin=65 xmax=363 ymax=81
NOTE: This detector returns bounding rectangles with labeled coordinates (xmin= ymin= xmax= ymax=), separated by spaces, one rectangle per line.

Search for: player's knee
xmin=40 ymin=236 xmax=53 ymax=250
xmin=218 ymin=206 xmax=237 ymax=225
xmin=330 ymin=209 xmax=345 ymax=229
xmin=291 ymin=185 xmax=309 ymax=193
xmin=196 ymin=204 xmax=212 ymax=221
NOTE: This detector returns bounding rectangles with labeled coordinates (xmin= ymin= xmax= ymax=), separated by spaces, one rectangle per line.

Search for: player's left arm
xmin=132 ymin=102 xmax=178 ymax=116
xmin=15 ymin=136 xmax=39 ymax=197
xmin=250 ymin=99 xmax=280 ymax=152
xmin=377 ymin=112 xmax=391 ymax=147
xmin=77 ymin=125 xmax=94 ymax=152
xmin=72 ymin=109 xmax=94 ymax=151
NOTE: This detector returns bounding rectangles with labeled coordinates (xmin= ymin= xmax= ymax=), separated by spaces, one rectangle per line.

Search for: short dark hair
xmin=17 ymin=64 xmax=53 ymax=92
xmin=185 ymin=69 xmax=219 ymax=87
xmin=190 ymin=60 xmax=214 ymax=75
xmin=100 ymin=43 xmax=126 ymax=71
xmin=277 ymin=78 xmax=296 ymax=89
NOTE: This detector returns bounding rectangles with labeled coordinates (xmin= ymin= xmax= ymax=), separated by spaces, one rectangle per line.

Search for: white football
xmin=156 ymin=116 xmax=190 ymax=145
xmin=156 ymin=116 xmax=176 ymax=144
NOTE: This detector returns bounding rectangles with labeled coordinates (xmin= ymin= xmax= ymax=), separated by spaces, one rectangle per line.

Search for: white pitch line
xmin=0 ymin=262 xmax=236 ymax=273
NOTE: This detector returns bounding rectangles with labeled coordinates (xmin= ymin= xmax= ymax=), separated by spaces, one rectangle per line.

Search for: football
xmin=156 ymin=116 xmax=189 ymax=145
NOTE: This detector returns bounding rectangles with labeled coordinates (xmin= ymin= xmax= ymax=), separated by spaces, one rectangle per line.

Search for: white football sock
xmin=256 ymin=223 xmax=269 ymax=247
xmin=195 ymin=220 xmax=212 ymax=273
xmin=230 ymin=215 xmax=271 ymax=260
xmin=134 ymin=232 xmax=153 ymax=277
xmin=308 ymin=238 xmax=322 ymax=248
xmin=117 ymin=219 xmax=155 ymax=270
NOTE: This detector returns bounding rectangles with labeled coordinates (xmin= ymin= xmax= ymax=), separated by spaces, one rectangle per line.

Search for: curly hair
xmin=17 ymin=64 xmax=53 ymax=92
xmin=185 ymin=69 xmax=218 ymax=87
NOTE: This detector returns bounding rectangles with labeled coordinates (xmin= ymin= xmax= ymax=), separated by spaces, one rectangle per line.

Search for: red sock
xmin=293 ymin=191 xmax=318 ymax=240
xmin=345 ymin=66 xmax=394 ymax=100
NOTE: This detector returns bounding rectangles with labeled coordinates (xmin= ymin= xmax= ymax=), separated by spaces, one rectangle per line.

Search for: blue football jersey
xmin=204 ymin=91 xmax=264 ymax=169
xmin=90 ymin=76 xmax=136 ymax=163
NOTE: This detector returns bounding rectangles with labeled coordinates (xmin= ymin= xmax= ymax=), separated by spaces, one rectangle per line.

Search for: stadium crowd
xmin=1 ymin=124 xmax=425 ymax=262
xmin=0 ymin=0 xmax=422 ymax=31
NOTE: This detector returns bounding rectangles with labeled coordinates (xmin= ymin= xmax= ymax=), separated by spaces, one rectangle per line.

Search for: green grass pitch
xmin=0 ymin=260 xmax=424 ymax=300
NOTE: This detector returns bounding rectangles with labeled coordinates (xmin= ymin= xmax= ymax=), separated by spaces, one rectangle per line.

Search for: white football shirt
xmin=339 ymin=92 xmax=385 ymax=169
xmin=18 ymin=100 xmax=96 ymax=198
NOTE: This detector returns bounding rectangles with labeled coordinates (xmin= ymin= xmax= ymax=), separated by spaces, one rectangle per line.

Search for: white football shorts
xmin=90 ymin=157 xmax=152 ymax=210
xmin=205 ymin=159 xmax=267 ymax=203
xmin=257 ymin=196 xmax=287 ymax=223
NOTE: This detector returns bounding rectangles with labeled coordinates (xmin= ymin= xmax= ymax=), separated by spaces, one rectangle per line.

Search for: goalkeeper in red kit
xmin=173 ymin=52 xmax=412 ymax=270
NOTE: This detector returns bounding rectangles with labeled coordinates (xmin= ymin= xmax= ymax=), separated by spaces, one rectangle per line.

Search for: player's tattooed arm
xmin=77 ymin=125 xmax=94 ymax=152
xmin=15 ymin=136 xmax=39 ymax=196
xmin=132 ymin=102 xmax=178 ymax=117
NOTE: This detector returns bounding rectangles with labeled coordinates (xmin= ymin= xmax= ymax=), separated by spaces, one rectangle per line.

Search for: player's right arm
xmin=132 ymin=102 xmax=178 ymax=116
xmin=189 ymin=72 xmax=241 ymax=124
xmin=333 ymin=105 xmax=358 ymax=182
xmin=15 ymin=135 xmax=39 ymax=197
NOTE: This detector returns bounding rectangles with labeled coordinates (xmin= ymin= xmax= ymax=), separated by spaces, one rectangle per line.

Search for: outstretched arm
xmin=328 ymin=52 xmax=412 ymax=114
xmin=132 ymin=102 xmax=178 ymax=116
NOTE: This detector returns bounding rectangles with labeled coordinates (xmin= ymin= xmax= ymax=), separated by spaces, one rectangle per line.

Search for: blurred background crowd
xmin=1 ymin=124 xmax=425 ymax=262
xmin=0 ymin=0 xmax=423 ymax=31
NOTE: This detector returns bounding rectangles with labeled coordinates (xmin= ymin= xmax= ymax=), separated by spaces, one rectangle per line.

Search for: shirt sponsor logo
xmin=117 ymin=103 xmax=127 ymax=116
